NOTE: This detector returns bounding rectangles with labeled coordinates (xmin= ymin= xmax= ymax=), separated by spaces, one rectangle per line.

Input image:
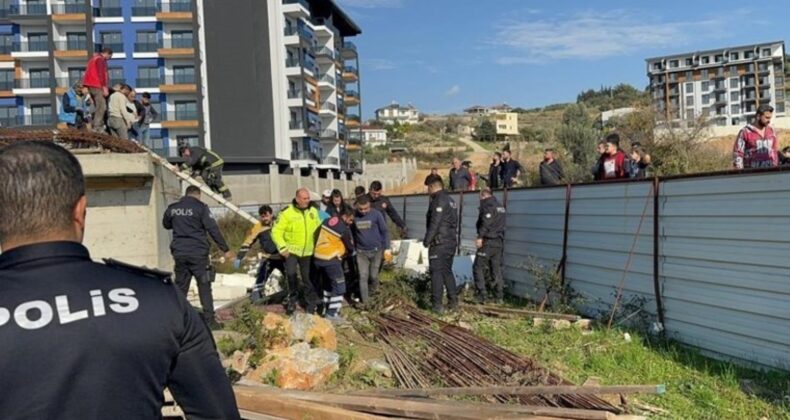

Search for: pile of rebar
xmin=0 ymin=128 xmax=144 ymax=153
xmin=374 ymin=306 xmax=621 ymax=414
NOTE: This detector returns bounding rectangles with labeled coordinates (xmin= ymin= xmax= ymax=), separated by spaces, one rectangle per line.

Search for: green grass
xmin=471 ymin=317 xmax=790 ymax=419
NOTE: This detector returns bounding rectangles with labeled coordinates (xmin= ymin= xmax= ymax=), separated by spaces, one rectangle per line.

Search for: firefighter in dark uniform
xmin=0 ymin=141 xmax=239 ymax=419
xmin=473 ymin=188 xmax=507 ymax=304
xmin=423 ymin=176 xmax=459 ymax=314
xmin=178 ymin=144 xmax=232 ymax=199
xmin=163 ymin=185 xmax=233 ymax=328
xmin=234 ymin=205 xmax=284 ymax=302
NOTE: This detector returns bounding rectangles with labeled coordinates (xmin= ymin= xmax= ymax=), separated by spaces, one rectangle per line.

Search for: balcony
xmin=319 ymin=128 xmax=337 ymax=139
xmin=341 ymin=41 xmax=358 ymax=59
xmin=282 ymin=0 xmax=309 ymax=17
xmin=134 ymin=42 xmax=159 ymax=53
xmin=313 ymin=46 xmax=334 ymax=61
xmin=284 ymin=25 xmax=313 ymax=44
xmin=291 ymin=149 xmax=321 ymax=162
xmin=53 ymin=40 xmax=88 ymax=59
xmin=346 ymin=115 xmax=360 ymax=128
xmin=55 ymin=77 xmax=84 ymax=93
xmin=158 ymin=39 xmax=195 ymax=57
xmin=161 ymin=108 xmax=199 ymax=128
xmin=95 ymin=42 xmax=124 ymax=54
xmin=135 ymin=77 xmax=161 ymax=89
xmin=344 ymin=90 xmax=360 ymax=105
xmin=93 ymin=6 xmax=122 ymax=17
xmin=132 ymin=5 xmax=157 ymax=17
xmin=51 ymin=2 xmax=89 ymax=21
xmin=157 ymin=2 xmax=193 ymax=21
xmin=8 ymin=3 xmax=48 ymax=17
xmin=342 ymin=66 xmax=358 ymax=82
xmin=286 ymin=57 xmax=301 ymax=69
xmin=320 ymin=102 xmax=336 ymax=113
xmin=311 ymin=17 xmax=336 ymax=37
xmin=3 ymin=114 xmax=53 ymax=126
xmin=160 ymin=74 xmax=197 ymax=93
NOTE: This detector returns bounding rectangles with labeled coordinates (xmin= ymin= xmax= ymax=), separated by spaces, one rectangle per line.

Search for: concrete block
xmin=452 ymin=254 xmax=475 ymax=286
xmin=212 ymin=285 xmax=249 ymax=301
xmin=216 ymin=273 xmax=255 ymax=289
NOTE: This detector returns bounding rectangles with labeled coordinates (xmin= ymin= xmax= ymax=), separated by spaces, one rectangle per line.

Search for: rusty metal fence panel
xmin=565 ymin=182 xmax=657 ymax=317
xmin=660 ymin=172 xmax=790 ymax=369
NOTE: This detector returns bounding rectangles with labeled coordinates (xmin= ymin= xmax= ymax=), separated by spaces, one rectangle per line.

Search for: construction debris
xmin=0 ymin=128 xmax=144 ymax=153
xmin=244 ymin=342 xmax=339 ymax=390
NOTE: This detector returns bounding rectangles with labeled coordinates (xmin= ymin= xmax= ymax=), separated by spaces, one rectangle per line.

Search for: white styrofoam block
xmin=452 ymin=255 xmax=475 ymax=286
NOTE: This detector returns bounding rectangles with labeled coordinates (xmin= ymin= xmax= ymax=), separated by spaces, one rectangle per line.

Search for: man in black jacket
xmin=473 ymin=188 xmax=506 ymax=303
xmin=0 ymin=141 xmax=239 ymax=419
xmin=367 ymin=180 xmax=407 ymax=237
xmin=234 ymin=205 xmax=283 ymax=302
xmin=500 ymin=150 xmax=523 ymax=188
xmin=486 ymin=152 xmax=503 ymax=189
xmin=163 ymin=185 xmax=233 ymax=327
xmin=178 ymin=145 xmax=232 ymax=199
xmin=539 ymin=149 xmax=564 ymax=186
xmin=423 ymin=176 xmax=459 ymax=313
xmin=449 ymin=157 xmax=472 ymax=191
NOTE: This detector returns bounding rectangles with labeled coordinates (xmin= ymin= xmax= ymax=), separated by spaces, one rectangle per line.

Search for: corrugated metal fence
xmin=395 ymin=170 xmax=790 ymax=371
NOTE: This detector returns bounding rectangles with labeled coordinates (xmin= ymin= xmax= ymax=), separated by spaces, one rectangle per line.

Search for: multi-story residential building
xmin=646 ymin=41 xmax=786 ymax=127
xmin=360 ymin=125 xmax=386 ymax=146
xmin=202 ymin=0 xmax=362 ymax=175
xmin=493 ymin=112 xmax=518 ymax=138
xmin=463 ymin=103 xmax=513 ymax=115
xmin=0 ymin=0 xmax=203 ymax=149
xmin=374 ymin=101 xmax=419 ymax=124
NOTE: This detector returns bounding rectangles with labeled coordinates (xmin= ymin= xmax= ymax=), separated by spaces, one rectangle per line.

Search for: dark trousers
xmin=316 ymin=259 xmax=346 ymax=317
xmin=252 ymin=258 xmax=285 ymax=300
xmin=200 ymin=166 xmax=230 ymax=197
xmin=429 ymin=244 xmax=457 ymax=312
xmin=473 ymin=239 xmax=504 ymax=301
xmin=88 ymin=87 xmax=106 ymax=130
xmin=356 ymin=249 xmax=383 ymax=303
xmin=285 ymin=255 xmax=319 ymax=312
xmin=174 ymin=255 xmax=214 ymax=321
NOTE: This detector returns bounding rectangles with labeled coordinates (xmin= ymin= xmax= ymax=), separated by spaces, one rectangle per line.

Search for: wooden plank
xmin=460 ymin=303 xmax=581 ymax=321
xmin=238 ymin=409 xmax=286 ymax=420
xmin=237 ymin=386 xmax=613 ymax=420
xmin=350 ymin=385 xmax=665 ymax=398
xmin=234 ymin=386 xmax=383 ymax=420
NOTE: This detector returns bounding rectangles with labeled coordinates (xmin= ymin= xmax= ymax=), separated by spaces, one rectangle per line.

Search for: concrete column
xmin=269 ymin=163 xmax=281 ymax=204
xmin=340 ymin=172 xmax=348 ymax=196
xmin=312 ymin=169 xmax=320 ymax=194
xmin=329 ymin=171 xmax=335 ymax=189
xmin=401 ymin=158 xmax=407 ymax=179
xmin=362 ymin=159 xmax=366 ymax=172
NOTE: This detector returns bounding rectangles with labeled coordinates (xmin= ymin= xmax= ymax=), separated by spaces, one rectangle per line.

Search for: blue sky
xmin=334 ymin=0 xmax=790 ymax=118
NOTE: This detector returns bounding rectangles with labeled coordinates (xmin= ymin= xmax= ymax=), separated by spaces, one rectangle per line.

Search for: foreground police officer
xmin=473 ymin=188 xmax=507 ymax=304
xmin=0 ymin=141 xmax=239 ymax=419
xmin=163 ymin=185 xmax=233 ymax=327
xmin=423 ymin=176 xmax=459 ymax=314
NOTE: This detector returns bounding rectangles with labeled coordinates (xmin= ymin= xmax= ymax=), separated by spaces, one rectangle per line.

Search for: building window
xmin=777 ymin=90 xmax=785 ymax=101
xmin=776 ymin=76 xmax=784 ymax=87
xmin=684 ymin=82 xmax=693 ymax=92
xmin=176 ymin=135 xmax=199 ymax=147
xmin=29 ymin=68 xmax=49 ymax=88
xmin=30 ymin=104 xmax=51 ymax=125
xmin=65 ymin=32 xmax=87 ymax=50
xmin=731 ymin=104 xmax=740 ymax=114
xmin=97 ymin=0 xmax=122 ymax=17
xmin=0 ymin=69 xmax=12 ymax=90
xmin=730 ymin=78 xmax=739 ymax=89
xmin=669 ymin=73 xmax=677 ymax=81
xmin=701 ymin=81 xmax=710 ymax=91
xmin=744 ymin=50 xmax=754 ymax=59
xmin=67 ymin=67 xmax=85 ymax=85
xmin=135 ymin=30 xmax=157 ymax=52
xmin=701 ymin=69 xmax=709 ymax=80
xmin=701 ymin=56 xmax=710 ymax=64
xmin=669 ymin=59 xmax=679 ymax=68
xmin=108 ymin=67 xmax=125 ymax=85
xmin=715 ymin=54 xmax=723 ymax=63
xmin=0 ymin=105 xmax=17 ymax=127
xmin=136 ymin=66 xmax=159 ymax=88
xmin=702 ymin=94 xmax=710 ymax=104
xmin=132 ymin=0 xmax=156 ymax=16
xmin=686 ymin=110 xmax=695 ymax=120
xmin=685 ymin=95 xmax=694 ymax=106
xmin=685 ymin=58 xmax=693 ymax=66
xmin=174 ymin=101 xmax=197 ymax=120
xmin=730 ymin=52 xmax=739 ymax=60
xmin=730 ymin=65 xmax=738 ymax=77
xmin=762 ymin=48 xmax=771 ymax=57
xmin=653 ymin=62 xmax=661 ymax=70
xmin=0 ymin=34 xmax=12 ymax=54
xmin=100 ymin=31 xmax=123 ymax=53
xmin=27 ymin=32 xmax=48 ymax=52
xmin=730 ymin=91 xmax=739 ymax=102
xmin=777 ymin=103 xmax=785 ymax=113
xmin=172 ymin=65 xmax=195 ymax=84
xmin=170 ymin=30 xmax=193 ymax=49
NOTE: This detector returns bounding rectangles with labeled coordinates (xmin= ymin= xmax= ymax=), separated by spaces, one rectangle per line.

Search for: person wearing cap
xmin=733 ymin=104 xmax=779 ymax=169
xmin=320 ymin=189 xmax=332 ymax=213
xmin=178 ymin=145 xmax=232 ymax=199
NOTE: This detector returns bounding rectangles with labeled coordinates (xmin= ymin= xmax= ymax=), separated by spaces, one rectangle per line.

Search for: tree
xmin=476 ymin=119 xmax=497 ymax=142
xmin=555 ymin=103 xmax=600 ymax=181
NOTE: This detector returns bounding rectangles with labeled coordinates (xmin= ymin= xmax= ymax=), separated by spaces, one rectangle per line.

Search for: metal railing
xmin=343 ymin=66 xmax=358 ymax=74
xmin=54 ymin=40 xmax=88 ymax=51
xmin=134 ymin=42 xmax=159 ymax=53
xmin=131 ymin=5 xmax=157 ymax=16
xmin=287 ymin=90 xmax=302 ymax=99
xmin=343 ymin=41 xmax=357 ymax=52
xmin=160 ymin=38 xmax=194 ymax=49
xmin=0 ymin=80 xmax=13 ymax=90
xmin=313 ymin=46 xmax=334 ymax=58
xmin=283 ymin=0 xmax=310 ymax=8
xmin=320 ymin=102 xmax=336 ymax=112
xmin=319 ymin=128 xmax=337 ymax=138
xmin=93 ymin=6 xmax=122 ymax=17
xmin=14 ymin=78 xmax=51 ymax=89
xmin=9 ymin=3 xmax=47 ymax=16
xmin=55 ymin=77 xmax=84 ymax=88
xmin=285 ymin=57 xmax=301 ymax=68
xmin=51 ymin=3 xmax=88 ymax=14
xmin=96 ymin=42 xmax=124 ymax=53
xmin=162 ymin=74 xmax=196 ymax=84
xmin=13 ymin=40 xmax=49 ymax=53
xmin=135 ymin=77 xmax=160 ymax=88
xmin=159 ymin=2 xmax=193 ymax=13
xmin=319 ymin=74 xmax=335 ymax=85
xmin=0 ymin=44 xmax=11 ymax=54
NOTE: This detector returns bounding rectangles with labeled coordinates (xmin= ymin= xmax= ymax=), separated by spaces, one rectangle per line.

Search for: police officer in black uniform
xmin=473 ymin=188 xmax=507 ymax=304
xmin=423 ymin=176 xmax=459 ymax=314
xmin=367 ymin=180 xmax=408 ymax=236
xmin=163 ymin=185 xmax=233 ymax=327
xmin=0 ymin=141 xmax=239 ymax=419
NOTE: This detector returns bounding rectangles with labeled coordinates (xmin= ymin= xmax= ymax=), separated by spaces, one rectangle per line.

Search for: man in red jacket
xmin=733 ymin=104 xmax=779 ymax=169
xmin=82 ymin=47 xmax=113 ymax=133
xmin=598 ymin=133 xmax=627 ymax=180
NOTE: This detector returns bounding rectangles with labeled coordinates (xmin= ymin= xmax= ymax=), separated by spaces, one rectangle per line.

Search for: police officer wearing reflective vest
xmin=0 ymin=141 xmax=239 ymax=419
xmin=473 ymin=188 xmax=507 ymax=304
xmin=423 ymin=175 xmax=459 ymax=314
xmin=163 ymin=185 xmax=233 ymax=328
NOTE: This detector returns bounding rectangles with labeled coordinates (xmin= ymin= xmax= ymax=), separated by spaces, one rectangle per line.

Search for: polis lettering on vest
xmin=170 ymin=208 xmax=194 ymax=216
xmin=0 ymin=288 xmax=139 ymax=330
